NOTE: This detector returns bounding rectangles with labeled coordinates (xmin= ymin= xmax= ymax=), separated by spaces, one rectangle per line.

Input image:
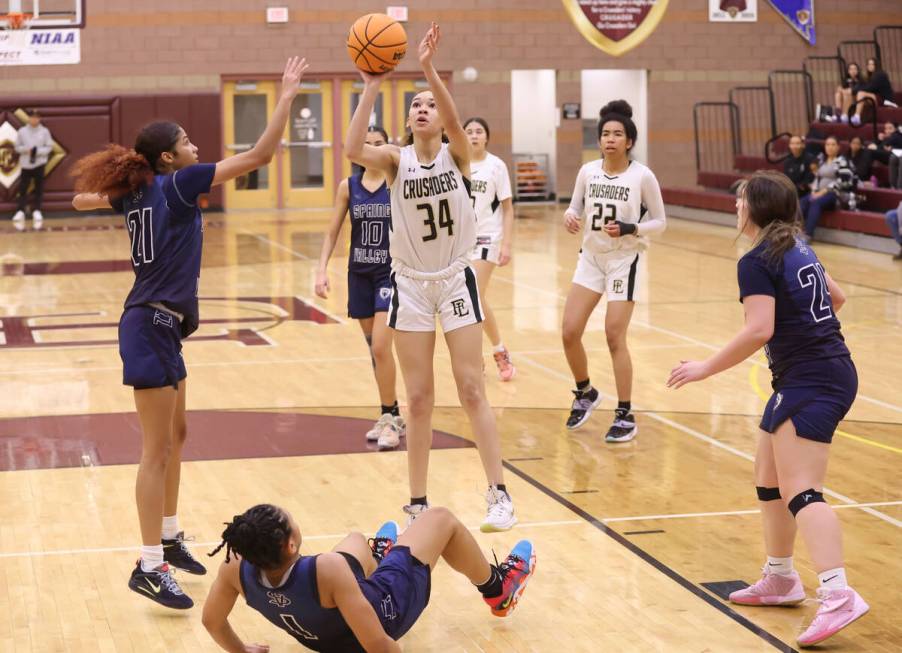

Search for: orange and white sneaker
xmin=493 ymin=347 xmax=516 ymax=382
xmin=797 ymin=587 xmax=869 ymax=647
xmin=729 ymin=569 xmax=806 ymax=606
xmin=483 ymin=540 xmax=536 ymax=617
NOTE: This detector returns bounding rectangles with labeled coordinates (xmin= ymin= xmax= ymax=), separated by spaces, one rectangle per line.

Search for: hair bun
xmin=600 ymin=100 xmax=633 ymax=119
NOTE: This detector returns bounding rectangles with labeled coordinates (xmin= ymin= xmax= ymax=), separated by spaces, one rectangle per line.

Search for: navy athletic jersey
xmin=111 ymin=163 xmax=215 ymax=338
xmin=348 ymin=174 xmax=391 ymax=274
xmin=738 ymin=238 xmax=850 ymax=381
xmin=239 ymin=556 xmax=365 ymax=653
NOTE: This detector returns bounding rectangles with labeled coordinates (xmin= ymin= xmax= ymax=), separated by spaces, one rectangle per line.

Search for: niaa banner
xmin=766 ymin=0 xmax=815 ymax=45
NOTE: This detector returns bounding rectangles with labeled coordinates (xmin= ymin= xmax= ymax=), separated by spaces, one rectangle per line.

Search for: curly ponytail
xmin=70 ymin=121 xmax=182 ymax=199
xmin=208 ymin=504 xmax=293 ymax=570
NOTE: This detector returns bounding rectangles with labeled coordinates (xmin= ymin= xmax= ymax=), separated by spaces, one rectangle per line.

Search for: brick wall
xmin=3 ymin=0 xmax=900 ymax=191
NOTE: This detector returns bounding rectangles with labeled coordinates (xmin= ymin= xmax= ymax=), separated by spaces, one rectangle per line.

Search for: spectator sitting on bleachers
xmin=848 ymin=136 xmax=875 ymax=187
xmin=783 ymin=134 xmax=815 ymax=196
xmin=867 ymin=121 xmax=902 ymax=189
xmin=852 ymin=57 xmax=895 ymax=126
xmin=885 ymin=201 xmax=902 ymax=260
xmin=800 ymin=136 xmax=853 ymax=239
xmin=832 ymin=62 xmax=861 ymax=123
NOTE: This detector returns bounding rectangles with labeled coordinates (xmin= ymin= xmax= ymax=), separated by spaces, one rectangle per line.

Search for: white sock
xmin=492 ymin=343 xmax=506 ymax=353
xmin=817 ymin=567 xmax=847 ymax=590
xmin=161 ymin=515 xmax=180 ymax=540
xmin=765 ymin=555 xmax=794 ymax=576
xmin=140 ymin=545 xmax=164 ymax=572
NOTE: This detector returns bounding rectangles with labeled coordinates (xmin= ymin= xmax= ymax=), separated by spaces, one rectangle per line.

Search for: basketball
xmin=346 ymin=13 xmax=407 ymax=74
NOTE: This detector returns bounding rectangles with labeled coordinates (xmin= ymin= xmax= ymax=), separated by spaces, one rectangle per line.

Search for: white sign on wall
xmin=0 ymin=28 xmax=80 ymax=66
xmin=709 ymin=0 xmax=758 ymax=22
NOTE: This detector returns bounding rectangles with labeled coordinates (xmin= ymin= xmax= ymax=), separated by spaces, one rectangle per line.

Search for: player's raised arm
xmin=417 ymin=23 xmax=469 ymax=171
xmin=344 ymin=74 xmax=399 ymax=179
xmin=211 ymin=56 xmax=309 ymax=187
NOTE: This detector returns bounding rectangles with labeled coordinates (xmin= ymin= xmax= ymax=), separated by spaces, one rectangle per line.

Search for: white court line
xmin=0 ymin=519 xmax=582 ymax=560
xmin=250 ymin=233 xmax=310 ymax=260
xmin=515 ymin=355 xmax=902 ymax=529
xmin=490 ymin=272 xmax=902 ymax=416
xmin=601 ymin=500 xmax=902 ymax=523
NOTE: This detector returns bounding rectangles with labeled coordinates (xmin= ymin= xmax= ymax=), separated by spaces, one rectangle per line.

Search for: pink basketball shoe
xmin=493 ymin=347 xmax=516 ymax=382
xmin=729 ymin=570 xmax=806 ymax=606
xmin=797 ymin=587 xmax=869 ymax=647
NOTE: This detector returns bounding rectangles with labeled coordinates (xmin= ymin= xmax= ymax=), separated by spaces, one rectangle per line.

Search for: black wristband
xmin=616 ymin=221 xmax=637 ymax=236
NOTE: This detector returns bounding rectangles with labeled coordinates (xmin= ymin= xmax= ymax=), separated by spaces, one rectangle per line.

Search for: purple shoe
xmin=729 ymin=570 xmax=805 ymax=606
xmin=797 ymin=587 xmax=869 ymax=647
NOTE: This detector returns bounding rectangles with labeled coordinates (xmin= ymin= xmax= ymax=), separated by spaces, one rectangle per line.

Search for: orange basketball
xmin=346 ymin=13 xmax=407 ymax=74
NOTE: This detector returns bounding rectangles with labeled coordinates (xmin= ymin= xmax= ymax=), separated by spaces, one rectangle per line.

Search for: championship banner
xmin=766 ymin=0 xmax=815 ymax=45
xmin=561 ymin=0 xmax=670 ymax=57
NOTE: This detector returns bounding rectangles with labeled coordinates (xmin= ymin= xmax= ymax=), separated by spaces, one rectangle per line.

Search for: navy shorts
xmin=119 ymin=306 xmax=187 ymax=390
xmin=346 ymin=546 xmax=431 ymax=641
xmin=348 ymin=269 xmax=392 ymax=319
xmin=760 ymin=356 xmax=857 ymax=443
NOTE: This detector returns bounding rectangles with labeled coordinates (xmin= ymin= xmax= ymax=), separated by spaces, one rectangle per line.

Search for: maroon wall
xmin=1 ymin=94 xmax=222 ymax=213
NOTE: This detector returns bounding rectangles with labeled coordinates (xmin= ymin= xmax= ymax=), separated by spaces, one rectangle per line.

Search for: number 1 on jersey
xmin=419 ymin=199 xmax=454 ymax=241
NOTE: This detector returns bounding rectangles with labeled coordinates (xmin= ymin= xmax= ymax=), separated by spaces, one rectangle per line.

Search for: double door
xmin=223 ymin=77 xmax=425 ymax=209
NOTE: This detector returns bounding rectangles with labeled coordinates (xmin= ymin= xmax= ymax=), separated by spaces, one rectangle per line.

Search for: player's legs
xmin=771 ymin=419 xmax=842 ymax=572
xmin=393 ymin=330 xmax=436 ymax=501
xmin=369 ymin=314 xmax=398 ymax=407
xmin=473 ymin=259 xmax=501 ymax=347
xmin=333 ymin=532 xmax=378 ymax=578
xmin=755 ymin=431 xmax=796 ymax=557
xmin=134 ymin=386 xmax=178 ymax=548
xmin=604 ymin=301 xmax=634 ymax=403
xmin=444 ymin=323 xmax=503 ymax=487
xmin=163 ymin=379 xmax=187 ymax=520
xmin=561 ymin=283 xmax=602 ymax=382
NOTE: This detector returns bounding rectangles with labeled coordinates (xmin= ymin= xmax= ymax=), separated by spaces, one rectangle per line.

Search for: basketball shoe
xmin=605 ymin=411 xmax=638 ymax=443
xmin=483 ymin=540 xmax=536 ymax=617
xmin=377 ymin=416 xmax=405 ymax=450
xmin=366 ymin=413 xmax=394 ymax=442
xmin=566 ymin=387 xmax=601 ymax=429
xmin=481 ymin=486 xmax=517 ymax=532
xmin=797 ymin=587 xmax=869 ymax=647
xmin=493 ymin=347 xmax=516 ymax=382
xmin=729 ymin=569 xmax=805 ymax=605
xmin=403 ymin=502 xmax=429 ymax=527
xmin=162 ymin=531 xmax=207 ymax=575
xmin=128 ymin=561 xmax=193 ymax=609
xmin=12 ymin=210 xmax=25 ymax=232
xmin=368 ymin=521 xmax=398 ymax=563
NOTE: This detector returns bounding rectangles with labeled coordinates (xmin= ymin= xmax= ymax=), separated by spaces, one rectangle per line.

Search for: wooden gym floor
xmin=0 ymin=206 xmax=899 ymax=652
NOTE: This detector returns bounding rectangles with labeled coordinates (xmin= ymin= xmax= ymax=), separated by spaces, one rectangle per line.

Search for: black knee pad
xmin=788 ymin=489 xmax=825 ymax=517
xmin=756 ymin=486 xmax=782 ymax=501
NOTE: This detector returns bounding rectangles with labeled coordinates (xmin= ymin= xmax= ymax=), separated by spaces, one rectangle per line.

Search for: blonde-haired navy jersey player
xmin=562 ymin=100 xmax=666 ymax=443
xmin=344 ymin=23 xmax=515 ymax=532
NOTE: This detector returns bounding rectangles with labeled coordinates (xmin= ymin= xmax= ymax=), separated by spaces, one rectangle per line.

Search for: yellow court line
xmin=748 ymin=362 xmax=902 ymax=455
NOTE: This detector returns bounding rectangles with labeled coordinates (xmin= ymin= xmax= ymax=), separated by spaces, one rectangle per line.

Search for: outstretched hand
xmin=666 ymin=360 xmax=710 ymax=389
xmin=418 ymin=22 xmax=440 ymax=66
xmin=280 ymin=56 xmax=310 ymax=98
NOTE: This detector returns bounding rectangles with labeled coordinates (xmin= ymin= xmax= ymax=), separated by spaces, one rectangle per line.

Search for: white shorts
xmin=470 ymin=236 xmax=501 ymax=265
xmin=572 ymin=250 xmax=642 ymax=302
xmin=387 ymin=266 xmax=484 ymax=332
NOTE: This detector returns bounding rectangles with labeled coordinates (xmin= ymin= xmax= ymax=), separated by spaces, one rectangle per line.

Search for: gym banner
xmin=561 ymin=0 xmax=669 ymax=57
xmin=766 ymin=0 xmax=815 ymax=45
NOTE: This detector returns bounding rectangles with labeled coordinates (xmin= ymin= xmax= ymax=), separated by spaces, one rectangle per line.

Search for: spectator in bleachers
xmin=800 ymin=136 xmax=852 ymax=239
xmin=867 ymin=121 xmax=902 ymax=189
xmin=847 ymin=136 xmax=875 ymax=187
xmin=885 ymin=201 xmax=902 ymax=260
xmin=783 ymin=134 xmax=815 ymax=196
xmin=852 ymin=58 xmax=895 ymax=126
xmin=833 ymin=62 xmax=861 ymax=123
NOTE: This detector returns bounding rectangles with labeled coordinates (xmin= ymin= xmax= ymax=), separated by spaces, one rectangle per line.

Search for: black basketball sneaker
xmin=566 ymin=387 xmax=602 ymax=430
xmin=128 ymin=561 xmax=194 ymax=609
xmin=605 ymin=411 xmax=637 ymax=443
xmin=162 ymin=531 xmax=207 ymax=575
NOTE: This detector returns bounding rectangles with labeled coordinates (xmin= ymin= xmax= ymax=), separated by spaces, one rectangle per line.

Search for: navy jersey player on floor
xmin=202 ymin=504 xmax=535 ymax=653
xmin=70 ymin=56 xmax=309 ymax=610
xmin=315 ymin=126 xmax=405 ymax=451
xmin=668 ymin=171 xmax=868 ymax=647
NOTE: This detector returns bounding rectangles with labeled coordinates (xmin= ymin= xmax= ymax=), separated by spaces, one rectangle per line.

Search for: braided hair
xmin=208 ymin=504 xmax=293 ymax=570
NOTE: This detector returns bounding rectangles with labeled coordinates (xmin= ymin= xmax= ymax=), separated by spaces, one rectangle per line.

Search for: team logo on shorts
xmin=775 ymin=393 xmax=783 ymax=409
xmin=153 ymin=310 xmax=174 ymax=328
xmin=380 ymin=594 xmax=398 ymax=620
xmin=267 ymin=591 xmax=291 ymax=608
xmin=379 ymin=287 xmax=392 ymax=300
xmin=451 ymin=298 xmax=470 ymax=318
xmin=612 ymin=280 xmax=623 ymax=294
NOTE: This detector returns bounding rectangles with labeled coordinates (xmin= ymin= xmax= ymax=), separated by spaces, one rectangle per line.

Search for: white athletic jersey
xmin=390 ymin=143 xmax=477 ymax=277
xmin=470 ymin=153 xmax=513 ymax=243
xmin=568 ymin=159 xmax=666 ymax=255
